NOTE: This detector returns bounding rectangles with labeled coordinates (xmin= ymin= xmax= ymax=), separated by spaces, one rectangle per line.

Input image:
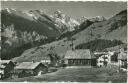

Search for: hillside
xmin=1 ymin=8 xmax=61 ymax=59
xmin=72 ymin=10 xmax=127 ymax=45
xmin=1 ymin=8 xmax=61 ymax=38
xmin=1 ymin=8 xmax=80 ymax=59
xmin=12 ymin=10 xmax=127 ymax=63
xmin=4 ymin=67 xmax=126 ymax=82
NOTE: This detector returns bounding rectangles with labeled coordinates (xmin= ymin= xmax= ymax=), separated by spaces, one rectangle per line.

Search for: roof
xmin=0 ymin=60 xmax=10 ymax=64
xmin=10 ymin=69 xmax=23 ymax=74
xmin=15 ymin=62 xmax=44 ymax=70
xmin=0 ymin=60 xmax=12 ymax=68
xmin=65 ymin=49 xmax=96 ymax=59
xmin=118 ymin=52 xmax=127 ymax=60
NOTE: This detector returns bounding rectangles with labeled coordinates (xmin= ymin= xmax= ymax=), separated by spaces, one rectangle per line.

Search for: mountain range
xmin=1 ymin=9 xmax=127 ymax=62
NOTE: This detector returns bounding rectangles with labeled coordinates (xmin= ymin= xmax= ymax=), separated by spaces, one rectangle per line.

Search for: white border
xmin=0 ymin=0 xmax=127 ymax=83
xmin=0 ymin=0 xmax=127 ymax=2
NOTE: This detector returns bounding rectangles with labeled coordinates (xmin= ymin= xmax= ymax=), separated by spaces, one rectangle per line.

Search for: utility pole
xmin=71 ymin=38 xmax=75 ymax=51
xmin=71 ymin=38 xmax=74 ymax=50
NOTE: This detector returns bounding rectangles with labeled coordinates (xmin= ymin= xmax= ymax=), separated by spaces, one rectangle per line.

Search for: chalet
xmin=64 ymin=49 xmax=97 ymax=67
xmin=0 ymin=60 xmax=15 ymax=79
xmin=11 ymin=62 xmax=48 ymax=78
xmin=96 ymin=53 xmax=107 ymax=67
xmin=96 ymin=52 xmax=113 ymax=67
xmin=40 ymin=56 xmax=51 ymax=64
xmin=118 ymin=50 xmax=127 ymax=69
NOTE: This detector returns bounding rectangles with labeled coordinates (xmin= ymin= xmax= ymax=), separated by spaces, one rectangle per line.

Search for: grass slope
xmin=13 ymin=10 xmax=127 ymax=63
xmin=4 ymin=67 xmax=127 ymax=82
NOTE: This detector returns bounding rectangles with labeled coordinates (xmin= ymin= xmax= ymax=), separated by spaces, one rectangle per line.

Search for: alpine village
xmin=0 ymin=2 xmax=127 ymax=82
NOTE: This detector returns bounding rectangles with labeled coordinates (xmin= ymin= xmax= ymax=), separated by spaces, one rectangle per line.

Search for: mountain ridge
xmin=11 ymin=9 xmax=127 ymax=62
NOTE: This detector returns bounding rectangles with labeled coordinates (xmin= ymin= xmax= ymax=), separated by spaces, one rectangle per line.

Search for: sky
xmin=1 ymin=1 xmax=127 ymax=19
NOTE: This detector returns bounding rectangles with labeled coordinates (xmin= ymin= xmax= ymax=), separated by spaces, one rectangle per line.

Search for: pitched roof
xmin=15 ymin=62 xmax=43 ymax=70
xmin=0 ymin=60 xmax=10 ymax=64
xmin=10 ymin=69 xmax=23 ymax=74
xmin=65 ymin=49 xmax=96 ymax=59
xmin=0 ymin=60 xmax=12 ymax=68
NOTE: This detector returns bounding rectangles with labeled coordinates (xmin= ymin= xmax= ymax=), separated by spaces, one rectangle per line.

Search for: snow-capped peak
xmin=51 ymin=10 xmax=80 ymax=32
xmin=54 ymin=10 xmax=63 ymax=14
xmin=69 ymin=18 xmax=80 ymax=26
xmin=53 ymin=10 xmax=65 ymax=19
xmin=26 ymin=12 xmax=34 ymax=17
xmin=5 ymin=8 xmax=17 ymax=12
xmin=89 ymin=16 xmax=106 ymax=22
xmin=11 ymin=8 xmax=17 ymax=11
xmin=26 ymin=10 xmax=39 ymax=20
xmin=5 ymin=8 xmax=12 ymax=14
xmin=78 ymin=16 xmax=89 ymax=23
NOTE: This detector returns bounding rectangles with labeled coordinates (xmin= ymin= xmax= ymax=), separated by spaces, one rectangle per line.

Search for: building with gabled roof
xmin=118 ymin=49 xmax=127 ymax=68
xmin=11 ymin=62 xmax=48 ymax=78
xmin=64 ymin=49 xmax=96 ymax=67
xmin=0 ymin=60 xmax=15 ymax=79
xmin=118 ymin=51 xmax=127 ymax=60
xmin=15 ymin=62 xmax=42 ymax=69
xmin=40 ymin=55 xmax=51 ymax=64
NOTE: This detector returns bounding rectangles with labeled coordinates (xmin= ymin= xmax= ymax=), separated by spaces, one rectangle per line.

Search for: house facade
xmin=96 ymin=54 xmax=106 ymax=67
xmin=95 ymin=51 xmax=118 ymax=67
xmin=64 ymin=49 xmax=97 ymax=67
xmin=11 ymin=62 xmax=48 ymax=78
xmin=96 ymin=47 xmax=127 ymax=68
xmin=0 ymin=60 xmax=15 ymax=79
xmin=40 ymin=56 xmax=51 ymax=64
xmin=96 ymin=52 xmax=112 ymax=67
xmin=118 ymin=49 xmax=127 ymax=69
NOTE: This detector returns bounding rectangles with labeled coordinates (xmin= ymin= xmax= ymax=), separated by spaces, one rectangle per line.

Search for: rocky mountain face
xmin=1 ymin=8 xmax=61 ymax=37
xmin=89 ymin=16 xmax=106 ymax=22
xmin=77 ymin=16 xmax=106 ymax=24
xmin=73 ymin=10 xmax=127 ymax=44
xmin=1 ymin=8 xmax=80 ymax=59
xmin=1 ymin=8 xmax=80 ymax=38
xmin=11 ymin=10 xmax=127 ymax=63
xmin=50 ymin=10 xmax=80 ymax=32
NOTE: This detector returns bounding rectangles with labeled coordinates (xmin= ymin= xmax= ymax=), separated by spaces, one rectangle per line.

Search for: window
xmin=88 ymin=60 xmax=91 ymax=65
xmin=104 ymin=57 xmax=108 ymax=59
xmin=80 ymin=60 xmax=83 ymax=64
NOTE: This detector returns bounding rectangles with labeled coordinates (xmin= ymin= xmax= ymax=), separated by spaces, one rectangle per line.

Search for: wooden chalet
xmin=118 ymin=51 xmax=127 ymax=68
xmin=0 ymin=60 xmax=15 ymax=79
xmin=40 ymin=55 xmax=51 ymax=64
xmin=64 ymin=49 xmax=97 ymax=67
xmin=11 ymin=62 xmax=48 ymax=78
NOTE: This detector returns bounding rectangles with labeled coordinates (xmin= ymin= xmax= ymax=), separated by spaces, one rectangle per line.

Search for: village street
xmin=2 ymin=66 xmax=127 ymax=82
